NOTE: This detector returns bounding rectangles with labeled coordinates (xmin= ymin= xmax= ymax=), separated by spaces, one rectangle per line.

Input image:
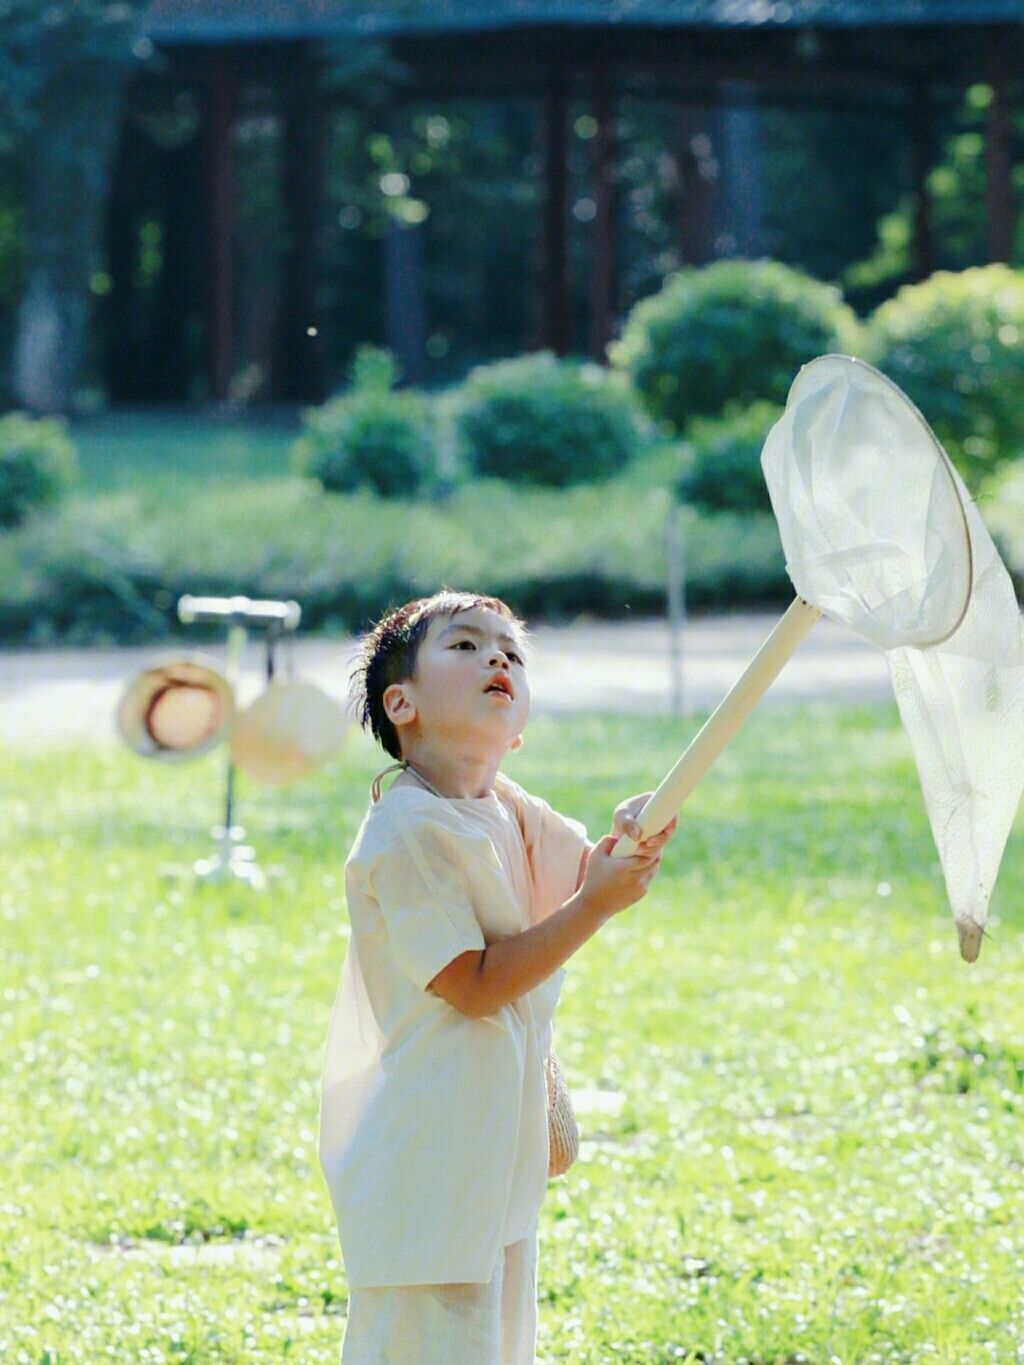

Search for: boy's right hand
xmin=578 ymin=833 xmax=662 ymax=919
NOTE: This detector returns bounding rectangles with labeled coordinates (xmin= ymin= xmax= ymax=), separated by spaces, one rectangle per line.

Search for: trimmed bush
xmin=0 ymin=475 xmax=790 ymax=645
xmin=865 ymin=265 xmax=1024 ymax=485
xmin=291 ymin=346 xmax=438 ymax=498
xmin=676 ymin=401 xmax=781 ymax=513
xmin=610 ymin=259 xmax=862 ymax=433
xmin=0 ymin=411 xmax=77 ymax=527
xmin=0 ymin=500 xmax=169 ymax=645
xmin=452 ymin=351 xmax=649 ymax=487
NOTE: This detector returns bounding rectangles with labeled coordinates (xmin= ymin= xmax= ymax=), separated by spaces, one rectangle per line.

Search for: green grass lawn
xmin=64 ymin=408 xmax=689 ymax=499
xmin=4 ymin=706 xmax=1024 ymax=1363
xmin=69 ymin=410 xmax=300 ymax=496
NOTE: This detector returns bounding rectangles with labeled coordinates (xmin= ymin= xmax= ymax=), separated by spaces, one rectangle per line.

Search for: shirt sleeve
xmin=366 ymin=816 xmax=488 ymax=993
xmin=507 ymin=781 xmax=591 ymax=925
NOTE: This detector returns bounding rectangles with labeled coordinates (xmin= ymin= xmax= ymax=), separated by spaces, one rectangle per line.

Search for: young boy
xmin=319 ymin=589 xmax=675 ymax=1362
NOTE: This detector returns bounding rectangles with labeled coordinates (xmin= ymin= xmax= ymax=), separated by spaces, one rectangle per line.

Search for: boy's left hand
xmin=611 ymin=792 xmax=678 ymax=853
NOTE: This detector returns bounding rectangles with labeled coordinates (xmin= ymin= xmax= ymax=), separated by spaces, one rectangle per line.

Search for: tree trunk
xmin=719 ymin=86 xmax=763 ymax=258
xmin=12 ymin=73 xmax=127 ymax=414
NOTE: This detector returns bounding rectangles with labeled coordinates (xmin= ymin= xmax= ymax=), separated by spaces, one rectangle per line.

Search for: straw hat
xmin=229 ymin=679 xmax=347 ymax=786
xmin=117 ymin=655 xmax=235 ymax=761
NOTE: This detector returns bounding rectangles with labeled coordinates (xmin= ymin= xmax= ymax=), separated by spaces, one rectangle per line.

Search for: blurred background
xmin=0 ymin=0 xmax=1021 ymax=651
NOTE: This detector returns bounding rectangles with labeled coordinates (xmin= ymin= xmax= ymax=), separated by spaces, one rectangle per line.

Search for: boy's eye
xmin=450 ymin=640 xmax=524 ymax=665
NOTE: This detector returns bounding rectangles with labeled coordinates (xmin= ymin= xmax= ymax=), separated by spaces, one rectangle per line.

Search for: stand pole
xmin=666 ymin=502 xmax=686 ymax=718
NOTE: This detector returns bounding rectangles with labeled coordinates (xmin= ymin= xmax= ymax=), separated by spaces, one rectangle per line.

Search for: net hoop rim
xmin=795 ymin=353 xmax=974 ymax=651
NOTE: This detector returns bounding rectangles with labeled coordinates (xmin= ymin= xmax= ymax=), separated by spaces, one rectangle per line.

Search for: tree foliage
xmin=452 ymin=350 xmax=649 ymax=486
xmin=292 ymin=345 xmax=439 ymax=496
xmin=866 ymin=264 xmax=1024 ymax=484
xmin=611 ymin=258 xmax=862 ymax=433
xmin=676 ymin=400 xmax=781 ymax=513
xmin=0 ymin=408 xmax=77 ymax=526
xmin=0 ymin=0 xmax=150 ymax=143
xmin=844 ymin=85 xmax=1024 ymax=298
xmin=0 ymin=0 xmax=153 ymax=411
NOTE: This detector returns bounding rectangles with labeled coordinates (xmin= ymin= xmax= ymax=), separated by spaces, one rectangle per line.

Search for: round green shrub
xmin=610 ymin=259 xmax=861 ymax=433
xmin=453 ymin=351 xmax=648 ymax=487
xmin=292 ymin=346 xmax=438 ymax=498
xmin=0 ymin=411 xmax=77 ymax=528
xmin=676 ymin=401 xmax=781 ymax=513
xmin=865 ymin=265 xmax=1024 ymax=485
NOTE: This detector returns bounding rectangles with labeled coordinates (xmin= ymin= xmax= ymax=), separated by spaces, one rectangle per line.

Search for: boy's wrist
xmin=568 ymin=886 xmax=613 ymax=927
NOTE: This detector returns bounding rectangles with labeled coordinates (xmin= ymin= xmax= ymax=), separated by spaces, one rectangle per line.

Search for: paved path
xmin=0 ymin=613 xmax=891 ymax=750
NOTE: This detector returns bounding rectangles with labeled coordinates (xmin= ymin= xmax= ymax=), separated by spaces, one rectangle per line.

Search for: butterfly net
xmin=761 ymin=355 xmax=1024 ymax=961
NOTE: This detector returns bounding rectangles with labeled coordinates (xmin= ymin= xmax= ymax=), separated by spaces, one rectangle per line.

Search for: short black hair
xmin=349 ymin=588 xmax=530 ymax=760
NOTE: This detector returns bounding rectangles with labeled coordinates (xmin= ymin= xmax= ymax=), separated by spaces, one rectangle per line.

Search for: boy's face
xmin=383 ymin=606 xmax=530 ymax=757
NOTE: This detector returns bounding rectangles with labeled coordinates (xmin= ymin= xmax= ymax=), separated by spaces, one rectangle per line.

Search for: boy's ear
xmin=383 ymin=682 xmax=416 ymax=729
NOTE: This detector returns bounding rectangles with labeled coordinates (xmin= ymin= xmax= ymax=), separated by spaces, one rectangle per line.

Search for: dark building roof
xmin=142 ymin=0 xmax=1024 ymax=43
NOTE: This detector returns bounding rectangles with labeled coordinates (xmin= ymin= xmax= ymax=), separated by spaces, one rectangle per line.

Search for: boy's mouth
xmin=484 ymin=673 xmax=514 ymax=699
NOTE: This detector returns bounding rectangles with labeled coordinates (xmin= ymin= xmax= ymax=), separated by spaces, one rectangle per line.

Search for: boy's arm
xmin=576 ymin=841 xmax=594 ymax=892
xmin=431 ymin=803 xmax=673 ymax=1018
xmin=427 ymin=886 xmax=609 ymax=1020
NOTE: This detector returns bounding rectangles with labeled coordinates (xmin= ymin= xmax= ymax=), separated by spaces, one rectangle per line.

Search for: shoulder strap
xmin=370 ymin=761 xmax=408 ymax=803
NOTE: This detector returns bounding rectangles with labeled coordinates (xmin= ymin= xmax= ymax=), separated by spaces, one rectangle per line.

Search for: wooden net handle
xmin=610 ymin=597 xmax=822 ymax=859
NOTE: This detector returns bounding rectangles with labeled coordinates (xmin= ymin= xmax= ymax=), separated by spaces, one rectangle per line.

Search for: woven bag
xmin=545 ymin=1046 xmax=579 ymax=1178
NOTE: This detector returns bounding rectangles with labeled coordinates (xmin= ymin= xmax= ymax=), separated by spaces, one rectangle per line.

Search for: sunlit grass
xmin=68 ymin=410 xmax=299 ymax=495
xmin=3 ymin=706 xmax=1024 ymax=1362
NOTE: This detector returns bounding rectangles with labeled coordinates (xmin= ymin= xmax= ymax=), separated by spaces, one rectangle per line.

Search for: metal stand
xmin=666 ymin=502 xmax=687 ymax=718
xmin=177 ymin=594 xmax=301 ymax=889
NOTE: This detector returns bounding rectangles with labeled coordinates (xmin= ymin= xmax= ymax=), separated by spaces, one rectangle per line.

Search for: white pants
xmin=340 ymin=1220 xmax=539 ymax=1365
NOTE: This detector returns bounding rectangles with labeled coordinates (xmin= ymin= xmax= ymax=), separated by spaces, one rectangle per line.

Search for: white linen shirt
xmin=317 ymin=768 xmax=590 ymax=1289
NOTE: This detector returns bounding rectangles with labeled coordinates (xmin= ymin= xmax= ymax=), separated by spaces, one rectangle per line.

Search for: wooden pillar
xmin=677 ymin=104 xmax=718 ymax=266
xmin=153 ymin=139 xmax=194 ymax=401
xmin=203 ymin=50 xmax=236 ymax=402
xmin=542 ymin=67 xmax=570 ymax=356
xmin=909 ymin=82 xmax=933 ymax=281
xmin=385 ymin=216 xmax=427 ymax=386
xmin=274 ymin=45 xmax=328 ymax=401
xmin=588 ymin=64 xmax=615 ymax=363
xmin=985 ymin=34 xmax=1014 ymax=264
xmin=719 ymin=85 xmax=762 ymax=257
xmin=103 ymin=111 xmax=141 ymax=404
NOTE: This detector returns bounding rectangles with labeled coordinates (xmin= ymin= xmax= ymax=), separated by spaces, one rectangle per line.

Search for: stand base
xmin=193 ymin=823 xmax=266 ymax=891
xmin=193 ymin=849 xmax=266 ymax=890
xmin=157 ymin=859 xmax=285 ymax=888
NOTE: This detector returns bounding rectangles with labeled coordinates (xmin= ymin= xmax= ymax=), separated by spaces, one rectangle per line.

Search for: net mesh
xmin=762 ymin=355 xmax=1024 ymax=961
